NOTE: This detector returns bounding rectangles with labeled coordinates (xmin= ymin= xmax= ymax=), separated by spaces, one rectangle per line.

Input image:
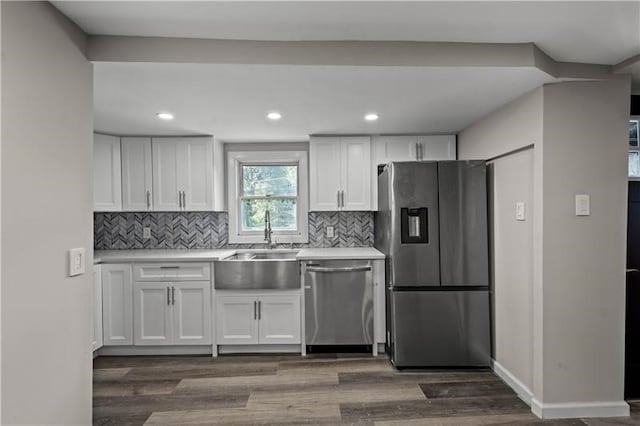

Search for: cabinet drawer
xmin=134 ymin=263 xmax=211 ymax=281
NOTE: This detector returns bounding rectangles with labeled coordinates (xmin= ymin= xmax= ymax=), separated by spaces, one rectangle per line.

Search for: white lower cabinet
xmin=92 ymin=264 xmax=104 ymax=351
xmin=102 ymin=264 xmax=133 ymax=346
xmin=134 ymin=281 xmax=212 ymax=346
xmin=216 ymin=293 xmax=301 ymax=345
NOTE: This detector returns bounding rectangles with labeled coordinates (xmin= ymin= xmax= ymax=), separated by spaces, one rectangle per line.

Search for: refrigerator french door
xmin=376 ymin=161 xmax=491 ymax=368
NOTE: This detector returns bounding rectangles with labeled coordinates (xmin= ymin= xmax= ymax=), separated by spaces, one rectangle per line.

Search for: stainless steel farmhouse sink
xmin=214 ymin=251 xmax=300 ymax=289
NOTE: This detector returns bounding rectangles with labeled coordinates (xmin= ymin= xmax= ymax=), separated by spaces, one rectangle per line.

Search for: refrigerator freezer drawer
xmin=389 ymin=289 xmax=491 ymax=367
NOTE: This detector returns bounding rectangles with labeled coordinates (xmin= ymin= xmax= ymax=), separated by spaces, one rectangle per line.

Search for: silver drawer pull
xmin=306 ymin=266 xmax=371 ymax=273
xmin=160 ymin=266 xmax=180 ymax=269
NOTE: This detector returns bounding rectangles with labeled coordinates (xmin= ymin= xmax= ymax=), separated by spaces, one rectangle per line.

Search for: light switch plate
xmin=515 ymin=201 xmax=526 ymax=221
xmin=575 ymin=194 xmax=590 ymax=216
xmin=326 ymin=226 xmax=335 ymax=238
xmin=69 ymin=247 xmax=85 ymax=277
xmin=143 ymin=227 xmax=151 ymax=239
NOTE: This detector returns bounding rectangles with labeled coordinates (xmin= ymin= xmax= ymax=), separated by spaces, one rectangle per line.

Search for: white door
xmin=121 ymin=137 xmax=153 ymax=211
xmin=341 ymin=136 xmax=372 ymax=211
xmin=373 ymin=135 xmax=418 ymax=164
xmin=216 ymin=296 xmax=259 ymax=344
xmin=309 ymin=137 xmax=342 ymax=211
xmin=93 ymin=134 xmax=122 ymax=211
xmin=92 ymin=265 xmax=103 ymax=352
xmin=152 ymin=139 xmax=181 ymax=211
xmin=133 ymin=282 xmax=172 ymax=345
xmin=180 ymin=138 xmax=214 ymax=211
xmin=102 ymin=264 xmax=133 ymax=346
xmin=419 ymin=135 xmax=457 ymax=160
xmin=257 ymin=295 xmax=301 ymax=344
xmin=173 ymin=281 xmax=212 ymax=345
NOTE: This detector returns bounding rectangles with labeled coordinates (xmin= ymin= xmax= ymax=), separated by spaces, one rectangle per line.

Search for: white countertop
xmin=296 ymin=247 xmax=385 ymax=260
xmin=94 ymin=247 xmax=384 ymax=263
xmin=94 ymin=249 xmax=236 ymax=263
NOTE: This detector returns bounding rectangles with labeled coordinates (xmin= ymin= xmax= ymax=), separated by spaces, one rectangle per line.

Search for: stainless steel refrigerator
xmin=375 ymin=161 xmax=491 ymax=368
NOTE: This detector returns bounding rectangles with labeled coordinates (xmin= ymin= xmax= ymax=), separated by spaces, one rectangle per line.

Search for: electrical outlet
xmin=326 ymin=226 xmax=335 ymax=238
xmin=143 ymin=227 xmax=151 ymax=239
xmin=69 ymin=247 xmax=85 ymax=277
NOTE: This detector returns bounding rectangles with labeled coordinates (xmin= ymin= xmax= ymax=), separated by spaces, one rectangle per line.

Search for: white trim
xmin=97 ymin=345 xmax=212 ymax=356
xmin=492 ymin=360 xmax=534 ymax=406
xmin=227 ymin=150 xmax=309 ymax=244
xmin=531 ymin=399 xmax=629 ymax=419
xmin=218 ymin=344 xmax=301 ymax=354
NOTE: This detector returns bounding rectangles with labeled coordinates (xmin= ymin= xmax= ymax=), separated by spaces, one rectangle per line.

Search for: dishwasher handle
xmin=306 ymin=265 xmax=371 ymax=273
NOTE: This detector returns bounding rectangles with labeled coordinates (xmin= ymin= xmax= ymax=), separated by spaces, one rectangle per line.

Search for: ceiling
xmin=53 ymin=1 xmax=640 ymax=141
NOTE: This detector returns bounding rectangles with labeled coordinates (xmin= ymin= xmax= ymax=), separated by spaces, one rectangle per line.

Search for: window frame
xmin=227 ymin=150 xmax=308 ymax=244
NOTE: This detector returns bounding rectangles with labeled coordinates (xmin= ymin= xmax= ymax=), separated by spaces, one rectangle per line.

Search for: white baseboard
xmin=98 ymin=345 xmax=213 ymax=356
xmin=218 ymin=344 xmax=301 ymax=354
xmin=531 ymin=399 xmax=629 ymax=419
xmin=492 ymin=360 xmax=534 ymax=406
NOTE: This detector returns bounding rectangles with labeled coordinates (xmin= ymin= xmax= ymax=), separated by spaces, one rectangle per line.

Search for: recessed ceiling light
xmin=266 ymin=111 xmax=282 ymax=120
xmin=156 ymin=112 xmax=174 ymax=120
xmin=365 ymin=113 xmax=379 ymax=121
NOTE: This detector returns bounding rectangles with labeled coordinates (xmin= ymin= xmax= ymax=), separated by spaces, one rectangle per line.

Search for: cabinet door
xmin=258 ymin=295 xmax=301 ymax=344
xmin=309 ymin=137 xmax=342 ymax=211
xmin=373 ymin=136 xmax=418 ymax=165
xmin=216 ymin=296 xmax=259 ymax=344
xmin=341 ymin=136 xmax=372 ymax=211
xmin=179 ymin=138 xmax=214 ymax=211
xmin=173 ymin=282 xmax=212 ymax=345
xmin=102 ymin=264 xmax=133 ymax=346
xmin=152 ymin=139 xmax=181 ymax=211
xmin=133 ymin=282 xmax=172 ymax=345
xmin=93 ymin=134 xmax=122 ymax=211
xmin=418 ymin=135 xmax=456 ymax=160
xmin=121 ymin=137 xmax=153 ymax=211
xmin=92 ymin=265 xmax=103 ymax=351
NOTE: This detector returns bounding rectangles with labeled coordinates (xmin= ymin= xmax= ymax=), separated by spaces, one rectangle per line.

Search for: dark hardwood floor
xmin=93 ymin=354 xmax=640 ymax=425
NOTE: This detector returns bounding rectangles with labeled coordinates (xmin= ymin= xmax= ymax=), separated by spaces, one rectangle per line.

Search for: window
xmin=240 ymin=164 xmax=298 ymax=231
xmin=227 ymin=149 xmax=308 ymax=244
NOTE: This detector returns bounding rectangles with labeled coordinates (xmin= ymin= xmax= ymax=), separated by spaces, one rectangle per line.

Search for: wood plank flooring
xmin=93 ymin=354 xmax=640 ymax=425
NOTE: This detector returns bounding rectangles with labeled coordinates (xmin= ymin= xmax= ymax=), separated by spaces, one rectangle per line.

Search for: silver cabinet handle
xmin=182 ymin=191 xmax=186 ymax=210
xmin=160 ymin=266 xmax=179 ymax=269
xmin=254 ymin=301 xmax=258 ymax=320
xmin=178 ymin=191 xmax=182 ymax=209
xmin=306 ymin=265 xmax=372 ymax=273
xmin=171 ymin=286 xmax=175 ymax=305
xmin=337 ymin=190 xmax=341 ymax=209
xmin=258 ymin=301 xmax=261 ymax=320
xmin=167 ymin=286 xmax=171 ymax=305
xmin=146 ymin=190 xmax=151 ymax=209
xmin=341 ymin=190 xmax=345 ymax=208
xmin=415 ymin=143 xmax=420 ymax=160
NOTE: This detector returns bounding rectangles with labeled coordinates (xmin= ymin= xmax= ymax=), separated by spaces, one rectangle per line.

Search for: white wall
xmin=488 ymin=149 xmax=535 ymax=394
xmin=1 ymin=2 xmax=93 ymax=424
xmin=540 ymin=79 xmax=629 ymax=405
xmin=458 ymin=78 xmax=631 ymax=418
xmin=459 ymin=89 xmax=542 ymax=398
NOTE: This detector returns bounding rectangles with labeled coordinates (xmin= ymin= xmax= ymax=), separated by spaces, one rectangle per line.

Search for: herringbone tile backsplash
xmin=94 ymin=212 xmax=374 ymax=250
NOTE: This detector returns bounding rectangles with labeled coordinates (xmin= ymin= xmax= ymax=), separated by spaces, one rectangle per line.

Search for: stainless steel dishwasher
xmin=303 ymin=259 xmax=373 ymax=346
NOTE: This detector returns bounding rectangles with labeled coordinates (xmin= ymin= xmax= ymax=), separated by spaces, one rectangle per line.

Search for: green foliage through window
xmin=240 ymin=164 xmax=298 ymax=231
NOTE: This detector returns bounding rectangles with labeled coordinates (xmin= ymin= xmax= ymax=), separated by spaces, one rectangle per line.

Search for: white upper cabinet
xmin=121 ymin=137 xmax=153 ymax=211
xmin=93 ymin=134 xmax=122 ymax=211
xmin=310 ymin=136 xmax=372 ymax=211
xmin=152 ymin=137 xmax=214 ymax=211
xmin=373 ymin=135 xmax=457 ymax=166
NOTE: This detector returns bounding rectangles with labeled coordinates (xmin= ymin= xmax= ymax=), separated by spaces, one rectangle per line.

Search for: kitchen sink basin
xmin=214 ymin=251 xmax=300 ymax=290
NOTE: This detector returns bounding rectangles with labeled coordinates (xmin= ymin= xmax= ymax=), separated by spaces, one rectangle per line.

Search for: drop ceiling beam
xmin=88 ymin=35 xmax=613 ymax=81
